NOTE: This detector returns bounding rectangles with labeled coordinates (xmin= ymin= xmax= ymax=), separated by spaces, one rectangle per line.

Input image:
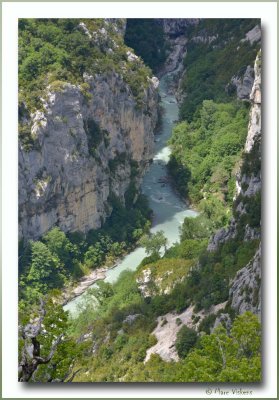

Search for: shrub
xmin=175 ymin=325 xmax=198 ymax=358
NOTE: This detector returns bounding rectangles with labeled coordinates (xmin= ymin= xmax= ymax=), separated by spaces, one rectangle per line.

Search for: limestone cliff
xmin=208 ymin=50 xmax=261 ymax=252
xmin=156 ymin=19 xmax=199 ymax=38
xmin=19 ymin=21 xmax=158 ymax=240
xmin=229 ymin=246 xmax=261 ymax=316
xmin=156 ymin=19 xmax=199 ymax=88
xmin=208 ymin=51 xmax=261 ymax=316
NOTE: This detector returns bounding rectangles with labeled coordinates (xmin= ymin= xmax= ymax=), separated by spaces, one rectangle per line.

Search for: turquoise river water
xmin=64 ymin=74 xmax=197 ymax=315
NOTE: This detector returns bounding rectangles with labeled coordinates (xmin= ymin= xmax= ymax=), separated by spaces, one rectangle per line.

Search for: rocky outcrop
xmin=156 ymin=19 xmax=199 ymax=89
xmin=207 ymin=52 xmax=261 ymax=319
xmin=229 ymin=65 xmax=255 ymax=100
xmin=190 ymin=35 xmax=217 ymax=44
xmin=207 ymin=219 xmax=237 ymax=252
xmin=136 ymin=259 xmax=194 ymax=298
xmin=208 ymin=50 xmax=261 ymax=252
xmin=212 ymin=313 xmax=232 ymax=334
xmin=19 ymin=70 xmax=158 ymax=240
xmin=145 ymin=307 xmax=196 ymax=363
xmin=241 ymin=24 xmax=261 ymax=45
xmin=156 ymin=19 xmax=199 ymax=38
xmin=161 ymin=35 xmax=188 ymax=77
xmin=244 ymin=52 xmax=261 ymax=152
xmin=229 ymin=246 xmax=261 ymax=316
xmin=145 ymin=301 xmax=227 ymax=362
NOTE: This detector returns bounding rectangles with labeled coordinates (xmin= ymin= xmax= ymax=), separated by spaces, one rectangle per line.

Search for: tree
xmin=26 ymin=241 xmax=64 ymax=294
xmin=87 ymin=281 xmax=114 ymax=307
xmin=181 ymin=215 xmax=212 ymax=241
xmin=175 ymin=325 xmax=198 ymax=358
xmin=18 ymin=297 xmax=81 ymax=382
xmin=43 ymin=227 xmax=77 ymax=272
xmin=139 ymin=231 xmax=168 ymax=256
xmin=175 ymin=312 xmax=261 ymax=382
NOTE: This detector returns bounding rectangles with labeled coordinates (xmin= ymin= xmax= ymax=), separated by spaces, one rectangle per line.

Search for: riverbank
xmin=62 ymin=266 xmax=107 ymax=305
xmin=63 ymin=72 xmax=198 ymax=315
xmin=61 ymin=248 xmax=137 ymax=306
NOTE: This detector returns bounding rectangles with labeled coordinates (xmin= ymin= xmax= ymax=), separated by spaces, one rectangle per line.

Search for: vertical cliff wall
xmin=19 ymin=20 xmax=159 ymax=240
xmin=208 ymin=51 xmax=261 ymax=315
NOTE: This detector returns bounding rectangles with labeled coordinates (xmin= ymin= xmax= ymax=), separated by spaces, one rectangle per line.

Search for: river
xmin=64 ymin=73 xmax=197 ymax=315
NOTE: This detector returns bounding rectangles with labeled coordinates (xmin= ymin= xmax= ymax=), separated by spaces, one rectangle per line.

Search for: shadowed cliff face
xmin=208 ymin=51 xmax=261 ymax=316
xmin=19 ymin=68 xmax=158 ymax=240
xmin=208 ymin=50 xmax=261 ymax=252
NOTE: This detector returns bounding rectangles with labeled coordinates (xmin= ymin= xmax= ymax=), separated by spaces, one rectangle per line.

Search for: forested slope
xmin=19 ymin=18 xmax=262 ymax=383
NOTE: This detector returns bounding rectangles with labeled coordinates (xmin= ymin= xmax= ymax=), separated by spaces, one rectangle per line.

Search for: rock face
xmin=208 ymin=50 xmax=261 ymax=252
xmin=212 ymin=313 xmax=232 ymax=334
xmin=156 ymin=19 xmax=199 ymax=38
xmin=145 ymin=301 xmax=227 ymax=362
xmin=244 ymin=53 xmax=261 ymax=152
xmin=161 ymin=35 xmax=188 ymax=77
xmin=229 ymin=246 xmax=261 ymax=316
xmin=207 ymin=219 xmax=237 ymax=252
xmin=207 ymin=51 xmax=261 ymax=317
xmin=19 ymin=72 xmax=158 ymax=240
xmin=229 ymin=65 xmax=255 ymax=100
xmin=241 ymin=24 xmax=261 ymax=45
xmin=156 ymin=19 xmax=199 ymax=88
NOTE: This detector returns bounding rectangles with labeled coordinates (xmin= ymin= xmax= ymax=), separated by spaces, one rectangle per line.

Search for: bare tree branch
xmin=19 ymin=300 xmax=64 ymax=382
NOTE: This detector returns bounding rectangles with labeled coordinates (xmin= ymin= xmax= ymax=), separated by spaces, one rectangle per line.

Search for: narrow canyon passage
xmin=64 ymin=73 xmax=197 ymax=315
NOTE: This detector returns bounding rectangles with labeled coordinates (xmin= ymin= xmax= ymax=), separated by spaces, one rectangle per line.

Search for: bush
xmin=198 ymin=314 xmax=216 ymax=334
xmin=175 ymin=325 xmax=198 ymax=358
xmin=168 ymin=101 xmax=249 ymax=209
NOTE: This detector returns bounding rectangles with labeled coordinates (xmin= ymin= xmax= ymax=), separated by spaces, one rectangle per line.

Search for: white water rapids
xmin=64 ymin=73 xmax=197 ymax=315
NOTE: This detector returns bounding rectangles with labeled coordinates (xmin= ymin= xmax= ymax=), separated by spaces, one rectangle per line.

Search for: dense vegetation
xmin=178 ymin=19 xmax=260 ymax=121
xmin=19 ymin=194 xmax=152 ymax=314
xmin=124 ymin=19 xmax=168 ymax=72
xmin=65 ymin=271 xmax=261 ymax=382
xmin=18 ymin=18 xmax=153 ymax=149
xmin=18 ymin=18 xmax=261 ymax=383
xmin=168 ymin=100 xmax=249 ymax=207
xmin=19 ymin=18 xmax=152 ymax=111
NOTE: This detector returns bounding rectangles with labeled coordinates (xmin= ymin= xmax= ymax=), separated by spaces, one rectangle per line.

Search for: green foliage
xmin=43 ymin=227 xmax=78 ymax=272
xmin=164 ymin=238 xmax=207 ymax=260
xmin=137 ymin=258 xmax=194 ymax=297
xmin=139 ymin=230 xmax=168 ymax=256
xmin=72 ymin=304 xmax=260 ymax=382
xmin=26 ymin=241 xmax=64 ymax=294
xmin=147 ymin=235 xmax=259 ymax=316
xmin=139 ymin=252 xmax=161 ymax=267
xmin=175 ymin=325 xmax=198 ymax=358
xmin=187 ymin=238 xmax=260 ymax=312
xmin=18 ymin=122 xmax=38 ymax=151
xmin=173 ymin=312 xmax=261 ymax=382
xmin=18 ymin=18 xmax=154 ymax=135
xmin=122 ymin=312 xmax=261 ymax=382
xmin=168 ymin=100 xmax=249 ymax=208
xmin=19 ymin=19 xmax=261 ymax=383
xmin=103 ymin=193 xmax=152 ymax=243
xmin=19 ymin=192 xmax=152 ymax=310
xmin=83 ymin=118 xmax=103 ymax=156
xmin=198 ymin=313 xmax=217 ymax=334
xmin=19 ymin=296 xmax=83 ymax=382
xmin=233 ymin=191 xmax=261 ymax=240
xmin=179 ymin=19 xmax=260 ymax=122
xmin=180 ymin=215 xmax=213 ymax=240
xmin=124 ymin=19 xmax=168 ymax=72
